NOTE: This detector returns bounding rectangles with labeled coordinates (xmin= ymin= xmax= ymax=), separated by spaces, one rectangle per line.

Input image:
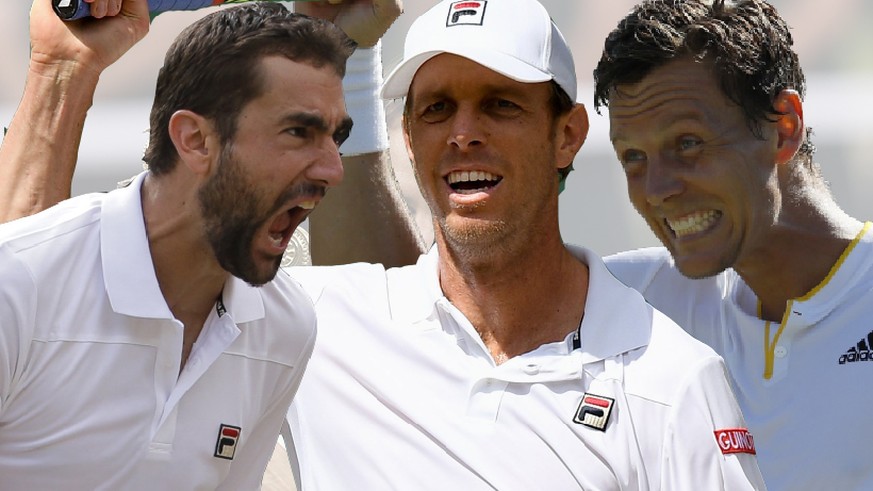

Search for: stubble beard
xmin=198 ymin=146 xmax=277 ymax=287
xmin=199 ymin=146 xmax=326 ymax=286
xmin=436 ymin=212 xmax=515 ymax=265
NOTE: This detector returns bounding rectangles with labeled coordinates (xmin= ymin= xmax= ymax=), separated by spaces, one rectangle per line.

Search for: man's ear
xmin=555 ymin=103 xmax=589 ymax=174
xmin=167 ymin=110 xmax=219 ymax=176
xmin=772 ymin=90 xmax=805 ymax=165
xmin=401 ymin=115 xmax=416 ymax=166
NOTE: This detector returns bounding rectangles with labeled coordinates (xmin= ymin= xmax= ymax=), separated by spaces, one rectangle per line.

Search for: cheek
xmin=624 ymin=174 xmax=648 ymax=211
xmin=407 ymin=139 xmax=442 ymax=180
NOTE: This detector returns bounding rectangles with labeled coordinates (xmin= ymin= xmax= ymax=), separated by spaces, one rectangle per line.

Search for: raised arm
xmin=1 ymin=0 xmax=426 ymax=267
xmin=308 ymin=150 xmax=426 ymax=267
xmin=296 ymin=0 xmax=426 ymax=267
xmin=0 ymin=0 xmax=150 ymax=223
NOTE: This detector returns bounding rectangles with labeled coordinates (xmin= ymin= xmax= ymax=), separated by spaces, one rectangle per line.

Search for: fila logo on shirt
xmin=214 ymin=424 xmax=242 ymax=460
xmin=573 ymin=393 xmax=615 ymax=431
xmin=714 ymin=428 xmax=756 ymax=455
xmin=838 ymin=330 xmax=873 ymax=364
xmin=446 ymin=1 xmax=487 ymax=27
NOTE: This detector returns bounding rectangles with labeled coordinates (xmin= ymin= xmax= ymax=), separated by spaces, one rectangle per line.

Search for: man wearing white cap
xmin=1 ymin=0 xmax=764 ymax=489
xmin=283 ymin=0 xmax=763 ymax=488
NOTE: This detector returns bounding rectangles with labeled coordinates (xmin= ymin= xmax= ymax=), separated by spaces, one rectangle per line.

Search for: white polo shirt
xmin=0 ymin=172 xmax=317 ymax=490
xmin=286 ymin=246 xmax=764 ymax=490
xmin=605 ymin=222 xmax=873 ymax=491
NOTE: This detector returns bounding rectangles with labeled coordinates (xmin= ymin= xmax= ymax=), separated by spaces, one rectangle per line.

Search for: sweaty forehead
xmin=608 ymin=59 xmax=735 ymax=136
xmin=611 ymin=59 xmax=719 ymax=109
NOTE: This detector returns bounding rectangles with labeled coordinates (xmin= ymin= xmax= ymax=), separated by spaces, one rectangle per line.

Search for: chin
xmin=222 ymin=253 xmax=282 ymax=288
xmin=672 ymin=254 xmax=731 ymax=280
xmin=441 ymin=220 xmax=509 ymax=249
xmin=245 ymin=261 xmax=283 ymax=287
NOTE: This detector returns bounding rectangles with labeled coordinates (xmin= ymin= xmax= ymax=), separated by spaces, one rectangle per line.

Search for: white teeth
xmin=298 ymin=200 xmax=316 ymax=210
xmin=455 ymin=188 xmax=482 ymax=195
xmin=447 ymin=170 xmax=498 ymax=185
xmin=270 ymin=233 xmax=283 ymax=247
xmin=667 ymin=210 xmax=720 ymax=237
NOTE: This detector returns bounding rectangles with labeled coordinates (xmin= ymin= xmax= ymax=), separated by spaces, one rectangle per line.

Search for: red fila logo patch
xmin=714 ymin=428 xmax=756 ymax=455
xmin=573 ymin=393 xmax=615 ymax=431
xmin=446 ymin=0 xmax=487 ymax=27
xmin=214 ymin=424 xmax=242 ymax=460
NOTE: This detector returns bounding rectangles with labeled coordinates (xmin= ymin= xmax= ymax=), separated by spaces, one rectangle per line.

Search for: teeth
xmin=270 ymin=232 xmax=284 ymax=247
xmin=447 ymin=170 xmax=498 ymax=185
xmin=667 ymin=210 xmax=720 ymax=238
xmin=298 ymin=200 xmax=316 ymax=210
xmin=455 ymin=188 xmax=478 ymax=195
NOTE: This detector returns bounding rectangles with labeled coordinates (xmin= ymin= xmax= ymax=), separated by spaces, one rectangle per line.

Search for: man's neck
xmin=736 ymin=212 xmax=864 ymax=321
xmin=437 ymin=237 xmax=589 ymax=364
xmin=141 ymin=173 xmax=228 ymax=371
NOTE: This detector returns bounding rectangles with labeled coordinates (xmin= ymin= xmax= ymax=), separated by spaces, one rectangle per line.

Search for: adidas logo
xmin=838 ymin=330 xmax=873 ymax=364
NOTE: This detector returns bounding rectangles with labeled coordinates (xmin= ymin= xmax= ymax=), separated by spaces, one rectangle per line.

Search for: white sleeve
xmin=606 ymin=248 xmax=730 ymax=352
xmin=603 ymin=247 xmax=672 ymax=291
xmin=661 ymin=356 xmax=767 ymax=490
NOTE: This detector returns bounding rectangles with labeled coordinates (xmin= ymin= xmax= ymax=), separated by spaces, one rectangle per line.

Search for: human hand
xmin=29 ymin=0 xmax=151 ymax=77
xmin=294 ymin=0 xmax=403 ymax=48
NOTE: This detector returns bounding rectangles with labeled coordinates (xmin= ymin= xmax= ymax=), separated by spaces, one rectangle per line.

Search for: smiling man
xmin=0 ymin=2 xmax=354 ymax=488
xmin=595 ymin=1 xmax=873 ymax=489
xmin=280 ymin=0 xmax=764 ymax=488
xmin=1 ymin=0 xmax=765 ymax=489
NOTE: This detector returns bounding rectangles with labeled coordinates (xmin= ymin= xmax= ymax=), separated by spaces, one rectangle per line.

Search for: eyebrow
xmin=281 ymin=111 xmax=353 ymax=135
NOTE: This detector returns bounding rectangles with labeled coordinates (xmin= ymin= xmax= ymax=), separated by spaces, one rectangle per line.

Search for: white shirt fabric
xmin=605 ymin=222 xmax=873 ymax=491
xmin=0 ymin=172 xmax=317 ymax=490
xmin=286 ymin=245 xmax=764 ymax=490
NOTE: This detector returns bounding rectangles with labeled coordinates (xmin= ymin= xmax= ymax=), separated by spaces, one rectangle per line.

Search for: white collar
xmin=387 ymin=244 xmax=653 ymax=363
xmin=101 ymin=172 xmax=264 ymax=323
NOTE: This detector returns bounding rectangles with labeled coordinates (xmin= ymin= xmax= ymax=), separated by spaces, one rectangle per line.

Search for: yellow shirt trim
xmin=761 ymin=222 xmax=871 ymax=379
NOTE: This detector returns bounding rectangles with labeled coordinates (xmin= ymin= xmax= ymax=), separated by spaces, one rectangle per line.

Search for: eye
xmin=333 ymin=126 xmax=351 ymax=148
xmin=496 ymin=99 xmax=519 ymax=109
xmin=488 ymin=98 xmax=522 ymax=115
xmin=286 ymin=126 xmax=309 ymax=139
xmin=427 ymin=101 xmax=447 ymax=112
xmin=677 ymin=135 xmax=702 ymax=152
xmin=425 ymin=101 xmax=449 ymax=114
xmin=619 ymin=148 xmax=647 ymax=177
xmin=419 ymin=100 xmax=452 ymax=123
xmin=621 ymin=148 xmax=647 ymax=164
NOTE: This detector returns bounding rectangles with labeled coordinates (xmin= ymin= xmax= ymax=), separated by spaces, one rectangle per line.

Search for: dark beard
xmin=198 ymin=147 xmax=322 ymax=286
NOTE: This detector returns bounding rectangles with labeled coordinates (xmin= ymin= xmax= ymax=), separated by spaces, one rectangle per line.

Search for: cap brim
xmin=381 ymin=46 xmax=553 ymax=100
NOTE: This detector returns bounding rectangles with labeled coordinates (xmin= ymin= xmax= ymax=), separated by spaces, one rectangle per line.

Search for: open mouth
xmin=267 ymin=201 xmax=316 ymax=251
xmin=446 ymin=170 xmax=502 ymax=194
xmin=666 ymin=210 xmax=722 ymax=238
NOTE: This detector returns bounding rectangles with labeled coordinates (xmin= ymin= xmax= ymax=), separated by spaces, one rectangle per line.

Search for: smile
xmin=446 ymin=170 xmax=502 ymax=195
xmin=666 ymin=210 xmax=721 ymax=238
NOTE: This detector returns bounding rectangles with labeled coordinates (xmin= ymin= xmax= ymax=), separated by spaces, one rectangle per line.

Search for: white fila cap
xmin=381 ymin=0 xmax=577 ymax=101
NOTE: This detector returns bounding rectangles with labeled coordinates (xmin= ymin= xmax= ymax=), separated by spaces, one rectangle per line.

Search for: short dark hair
xmin=593 ymin=0 xmax=814 ymax=158
xmin=143 ymin=2 xmax=356 ymax=175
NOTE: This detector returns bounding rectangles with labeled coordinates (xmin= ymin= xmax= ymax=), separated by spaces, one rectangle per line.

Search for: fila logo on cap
xmin=214 ymin=424 xmax=242 ymax=460
xmin=714 ymin=428 xmax=756 ymax=455
xmin=573 ymin=393 xmax=615 ymax=431
xmin=446 ymin=1 xmax=487 ymax=27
